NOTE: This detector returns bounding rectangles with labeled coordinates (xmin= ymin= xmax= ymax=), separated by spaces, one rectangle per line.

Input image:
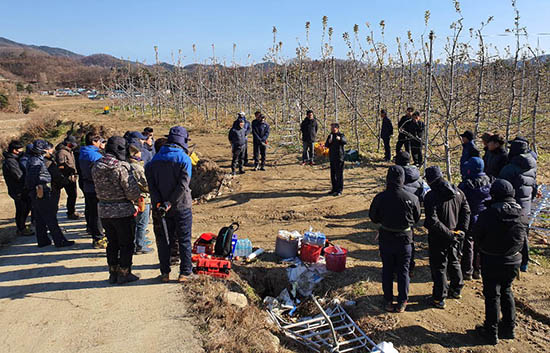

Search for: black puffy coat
xmin=380 ymin=117 xmax=393 ymax=139
xmin=2 ymin=151 xmax=25 ymax=199
xmin=325 ymin=132 xmax=347 ymax=162
xmin=370 ymin=166 xmax=421 ymax=244
xmin=402 ymin=165 xmax=425 ymax=202
xmin=484 ymin=147 xmax=508 ymax=179
xmin=300 ymin=118 xmax=319 ymax=143
xmin=424 ymin=179 xmax=471 ymax=248
xmin=25 ymin=152 xmax=53 ymax=199
xmin=228 ymin=120 xmax=247 ymax=147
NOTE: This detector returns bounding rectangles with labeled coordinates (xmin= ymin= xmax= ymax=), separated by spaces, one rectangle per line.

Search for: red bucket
xmin=300 ymin=243 xmax=323 ymax=263
xmin=325 ymin=246 xmax=348 ymax=272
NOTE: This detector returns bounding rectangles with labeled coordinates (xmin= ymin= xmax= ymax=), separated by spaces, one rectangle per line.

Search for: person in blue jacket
xmin=228 ymin=118 xmax=247 ymax=175
xmin=460 ymin=130 xmax=480 ymax=178
xmin=145 ymin=126 xmax=194 ymax=283
xmin=251 ymin=112 xmax=270 ymax=171
xmin=79 ymin=132 xmax=105 ymax=248
xmin=458 ymin=157 xmax=492 ymax=280
xmin=25 ymin=140 xmax=74 ymax=248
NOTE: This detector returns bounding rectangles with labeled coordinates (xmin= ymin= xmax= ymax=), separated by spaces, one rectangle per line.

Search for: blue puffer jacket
xmin=499 ymin=140 xmax=537 ymax=215
xmin=79 ymin=145 xmax=103 ymax=193
xmin=25 ymin=152 xmax=52 ymax=199
xmin=228 ymin=120 xmax=247 ymax=147
xmin=458 ymin=157 xmax=492 ymax=228
xmin=402 ymin=165 xmax=425 ymax=202
xmin=460 ymin=141 xmax=480 ymax=177
xmin=252 ymin=119 xmax=270 ymax=143
xmin=18 ymin=144 xmax=33 ymax=173
xmin=145 ymin=144 xmax=193 ymax=212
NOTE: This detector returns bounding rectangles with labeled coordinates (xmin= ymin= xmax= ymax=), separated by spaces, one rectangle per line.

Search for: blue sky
xmin=3 ymin=0 xmax=549 ymax=64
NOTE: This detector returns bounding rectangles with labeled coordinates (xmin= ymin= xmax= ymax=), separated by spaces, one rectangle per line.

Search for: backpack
xmin=214 ymin=222 xmax=239 ymax=257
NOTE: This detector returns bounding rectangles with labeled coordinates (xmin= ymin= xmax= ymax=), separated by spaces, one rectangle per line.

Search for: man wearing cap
xmin=472 ymin=179 xmax=527 ymax=345
xmin=92 ymin=136 xmax=141 ymax=284
xmin=127 ymin=131 xmax=152 ymax=165
xmin=370 ymin=165 xmax=421 ymax=313
xmin=145 ymin=126 xmax=194 ymax=283
xmin=55 ymin=135 xmax=81 ymax=220
xmin=2 ymin=140 xmax=34 ymax=236
xmin=300 ymin=110 xmax=319 ymax=165
xmin=251 ymin=113 xmax=270 ymax=171
xmin=460 ymin=130 xmax=480 ymax=177
xmin=228 ymin=118 xmax=247 ymax=175
xmin=79 ymin=132 xmax=106 ymax=248
xmin=25 ymin=140 xmax=75 ymax=248
xmin=424 ymin=166 xmax=470 ymax=309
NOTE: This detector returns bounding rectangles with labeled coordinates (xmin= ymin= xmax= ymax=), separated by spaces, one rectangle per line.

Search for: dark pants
xmin=411 ymin=144 xmax=423 ymax=166
xmin=231 ymin=145 xmax=245 ymax=172
xmin=84 ymin=192 xmax=103 ymax=240
xmin=396 ymin=138 xmax=410 ymax=154
xmin=429 ymin=241 xmax=464 ymax=301
xmin=153 ymin=208 xmax=192 ymax=276
xmin=102 ymin=217 xmax=135 ymax=269
xmin=243 ymin=142 xmax=249 ymax=165
xmin=481 ymin=261 xmax=519 ymax=336
xmin=382 ymin=137 xmax=391 ymax=161
xmin=302 ymin=141 xmax=314 ymax=162
xmin=521 ymin=228 xmax=529 ymax=268
xmin=330 ymin=159 xmax=344 ymax=193
xmin=253 ymin=141 xmax=266 ymax=167
xmin=51 ymin=187 xmax=61 ymax=214
xmin=62 ymin=180 xmax=78 ymax=216
xmin=379 ymin=238 xmax=412 ymax=303
xmin=409 ymin=241 xmax=416 ymax=274
xmin=461 ymin=233 xmax=479 ymax=276
xmin=32 ymin=195 xmax=66 ymax=247
xmin=13 ymin=196 xmax=31 ymax=232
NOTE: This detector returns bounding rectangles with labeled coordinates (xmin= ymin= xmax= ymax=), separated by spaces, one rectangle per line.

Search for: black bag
xmin=214 ymin=222 xmax=239 ymax=257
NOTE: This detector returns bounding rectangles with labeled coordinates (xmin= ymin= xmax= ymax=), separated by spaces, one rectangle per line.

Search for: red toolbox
xmin=193 ymin=255 xmax=231 ymax=279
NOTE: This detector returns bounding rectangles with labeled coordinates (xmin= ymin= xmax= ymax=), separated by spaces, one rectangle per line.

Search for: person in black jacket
xmin=396 ymin=107 xmax=413 ymax=153
xmin=44 ymin=142 xmax=67 ymax=214
xmin=370 ymin=166 xmax=421 ymax=313
xmin=424 ymin=166 xmax=471 ymax=309
xmin=2 ymin=140 xmax=33 ymax=236
xmin=325 ymin=123 xmax=347 ymax=196
xmin=471 ymin=179 xmax=527 ymax=345
xmin=300 ymin=110 xmax=318 ymax=165
xmin=380 ymin=109 xmax=393 ymax=162
xmin=251 ymin=113 xmax=270 ymax=171
xmin=236 ymin=112 xmax=251 ymax=166
xmin=485 ymin=134 xmax=508 ymax=179
xmin=405 ymin=112 xmax=425 ymax=166
xmin=228 ymin=118 xmax=247 ymax=175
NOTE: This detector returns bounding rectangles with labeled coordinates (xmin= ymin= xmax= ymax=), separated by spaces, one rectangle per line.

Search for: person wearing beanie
xmin=380 ymin=109 xmax=393 ymax=162
xmin=471 ymin=179 xmax=528 ymax=345
xmin=325 ymin=123 xmax=347 ymax=196
xmin=228 ymin=118 xmax=247 ymax=175
xmin=128 ymin=143 xmax=154 ymax=255
xmin=370 ymin=165 xmax=421 ymax=313
xmin=484 ymin=134 xmax=508 ymax=179
xmin=394 ymin=150 xmax=425 ymax=277
xmin=499 ymin=136 xmax=537 ymax=272
xmin=92 ymin=136 xmax=141 ymax=284
xmin=460 ymin=130 xmax=480 ymax=177
xmin=300 ymin=110 xmax=318 ymax=165
xmin=25 ymin=139 xmax=75 ymax=248
xmin=424 ymin=165 xmax=471 ymax=309
xmin=55 ymin=135 xmax=81 ymax=220
xmin=2 ymin=140 xmax=34 ymax=236
xmin=458 ymin=157 xmax=492 ymax=280
xmin=251 ymin=113 xmax=270 ymax=171
xmin=145 ymin=126 xmax=194 ymax=283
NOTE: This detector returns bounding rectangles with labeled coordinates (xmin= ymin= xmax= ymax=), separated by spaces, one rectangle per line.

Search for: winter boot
xmin=117 ymin=267 xmax=139 ymax=285
xmin=108 ymin=265 xmax=119 ymax=284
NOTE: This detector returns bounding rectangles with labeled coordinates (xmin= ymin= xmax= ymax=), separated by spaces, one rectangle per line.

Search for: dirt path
xmin=0 ymin=194 xmax=204 ymax=353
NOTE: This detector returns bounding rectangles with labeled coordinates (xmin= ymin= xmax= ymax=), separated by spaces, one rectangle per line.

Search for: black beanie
xmin=395 ymin=151 xmax=410 ymax=166
xmin=425 ymin=166 xmax=443 ymax=185
xmin=105 ymin=136 xmax=127 ymax=161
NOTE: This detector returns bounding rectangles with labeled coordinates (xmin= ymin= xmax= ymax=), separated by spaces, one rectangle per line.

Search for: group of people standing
xmin=381 ymin=107 xmax=426 ymax=166
xmin=370 ymin=127 xmax=538 ymax=345
xmin=2 ymin=126 xmax=195 ymax=284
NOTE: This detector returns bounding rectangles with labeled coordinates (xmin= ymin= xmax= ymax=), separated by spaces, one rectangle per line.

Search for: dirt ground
xmin=1 ymin=95 xmax=549 ymax=352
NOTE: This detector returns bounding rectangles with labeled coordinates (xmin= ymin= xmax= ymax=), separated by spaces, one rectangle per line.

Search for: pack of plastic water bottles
xmin=233 ymin=238 xmax=253 ymax=257
xmin=303 ymin=230 xmax=326 ymax=247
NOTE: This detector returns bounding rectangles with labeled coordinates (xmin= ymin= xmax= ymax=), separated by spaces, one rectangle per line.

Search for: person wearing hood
xmin=145 ymin=126 xmax=194 ymax=283
xmin=325 ymin=123 xmax=348 ymax=196
xmin=484 ymin=134 xmax=508 ymax=179
xmin=370 ymin=166 xmax=421 ymax=313
xmin=228 ymin=118 xmax=247 ymax=175
xmin=395 ymin=150 xmax=425 ymax=276
xmin=128 ymin=143 xmax=154 ymax=255
xmin=471 ymin=179 xmax=528 ymax=345
xmin=25 ymin=140 xmax=75 ymax=248
xmin=458 ymin=157 xmax=492 ymax=280
xmin=126 ymin=131 xmax=152 ymax=165
xmin=235 ymin=112 xmax=251 ymax=166
xmin=55 ymin=135 xmax=81 ymax=220
xmin=18 ymin=143 xmax=33 ymax=172
xmin=2 ymin=140 xmax=33 ymax=236
xmin=460 ymin=130 xmax=481 ymax=178
xmin=92 ymin=136 xmax=141 ymax=284
xmin=380 ymin=109 xmax=393 ymax=162
xmin=424 ymin=166 xmax=471 ymax=309
xmin=79 ymin=132 xmax=106 ymax=249
xmin=251 ymin=112 xmax=270 ymax=171
xmin=499 ymin=136 xmax=537 ymax=272
xmin=300 ymin=110 xmax=319 ymax=165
